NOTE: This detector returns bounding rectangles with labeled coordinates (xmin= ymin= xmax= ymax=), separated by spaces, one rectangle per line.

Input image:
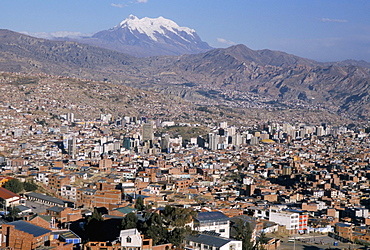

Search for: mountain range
xmin=0 ymin=17 xmax=370 ymax=123
xmin=50 ymin=15 xmax=212 ymax=57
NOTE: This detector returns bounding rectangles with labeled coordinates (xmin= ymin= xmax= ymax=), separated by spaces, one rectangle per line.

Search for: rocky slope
xmin=0 ymin=29 xmax=369 ymax=122
xmin=136 ymin=45 xmax=370 ymax=119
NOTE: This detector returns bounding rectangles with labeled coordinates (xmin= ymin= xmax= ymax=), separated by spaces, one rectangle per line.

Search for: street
xmin=275 ymin=234 xmax=363 ymax=250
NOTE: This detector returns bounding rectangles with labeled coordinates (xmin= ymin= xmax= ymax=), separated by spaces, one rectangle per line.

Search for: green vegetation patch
xmin=157 ymin=125 xmax=210 ymax=141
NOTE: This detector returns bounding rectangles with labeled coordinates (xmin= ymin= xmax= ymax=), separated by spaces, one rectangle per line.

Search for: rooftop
xmin=25 ymin=192 xmax=72 ymax=206
xmin=185 ymin=233 xmax=234 ymax=248
xmin=6 ymin=220 xmax=51 ymax=237
xmin=196 ymin=211 xmax=229 ymax=223
xmin=0 ymin=187 xmax=20 ymax=199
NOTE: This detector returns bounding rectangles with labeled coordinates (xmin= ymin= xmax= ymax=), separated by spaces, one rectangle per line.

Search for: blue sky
xmin=1 ymin=0 xmax=370 ymax=62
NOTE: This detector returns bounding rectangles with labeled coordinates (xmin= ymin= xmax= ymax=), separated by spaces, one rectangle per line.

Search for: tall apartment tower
xmin=209 ymin=133 xmax=220 ymax=151
xmin=63 ymin=135 xmax=76 ymax=158
xmin=67 ymin=113 xmax=74 ymax=123
xmin=142 ymin=122 xmax=154 ymax=142
xmin=161 ymin=134 xmax=170 ymax=152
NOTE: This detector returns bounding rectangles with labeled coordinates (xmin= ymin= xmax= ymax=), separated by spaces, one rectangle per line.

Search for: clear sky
xmin=1 ymin=0 xmax=369 ymax=62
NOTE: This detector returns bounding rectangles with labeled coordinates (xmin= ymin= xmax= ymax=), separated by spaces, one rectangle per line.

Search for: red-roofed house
xmin=0 ymin=187 xmax=25 ymax=207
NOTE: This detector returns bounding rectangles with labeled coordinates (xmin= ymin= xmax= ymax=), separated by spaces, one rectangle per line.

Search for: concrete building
xmin=120 ymin=228 xmax=142 ymax=249
xmin=142 ymin=122 xmax=153 ymax=142
xmin=0 ymin=187 xmax=24 ymax=207
xmin=184 ymin=232 xmax=242 ymax=250
xmin=269 ymin=208 xmax=308 ymax=234
xmin=193 ymin=211 xmax=230 ymax=238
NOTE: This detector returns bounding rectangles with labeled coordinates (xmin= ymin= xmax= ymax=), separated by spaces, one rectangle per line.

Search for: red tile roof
xmin=0 ymin=187 xmax=20 ymax=199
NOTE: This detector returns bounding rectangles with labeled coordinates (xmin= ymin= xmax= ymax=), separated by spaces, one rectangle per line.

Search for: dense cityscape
xmin=0 ymin=91 xmax=369 ymax=249
xmin=1 ymin=2 xmax=370 ymax=250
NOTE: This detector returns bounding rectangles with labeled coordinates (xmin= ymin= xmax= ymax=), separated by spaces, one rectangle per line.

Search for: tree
xmin=143 ymin=213 xmax=168 ymax=245
xmin=7 ymin=206 xmax=21 ymax=221
xmin=135 ymin=196 xmax=145 ymax=211
xmin=85 ymin=208 xmax=104 ymax=241
xmin=233 ymin=219 xmax=254 ymax=250
xmin=168 ymin=227 xmax=186 ymax=247
xmin=4 ymin=179 xmax=23 ymax=193
xmin=121 ymin=212 xmax=138 ymax=230
xmin=23 ymin=180 xmax=38 ymax=192
xmin=162 ymin=205 xmax=196 ymax=228
xmin=255 ymin=233 xmax=268 ymax=250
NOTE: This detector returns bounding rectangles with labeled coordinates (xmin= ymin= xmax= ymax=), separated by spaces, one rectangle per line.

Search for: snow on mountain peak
xmin=127 ymin=14 xmax=138 ymax=20
xmin=117 ymin=15 xmax=196 ymax=42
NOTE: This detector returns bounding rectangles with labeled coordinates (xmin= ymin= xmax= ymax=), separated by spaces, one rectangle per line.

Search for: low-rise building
xmin=0 ymin=187 xmax=24 ymax=207
xmin=193 ymin=211 xmax=230 ymax=238
xmin=120 ymin=228 xmax=142 ymax=249
xmin=184 ymin=232 xmax=242 ymax=250
xmin=269 ymin=208 xmax=308 ymax=234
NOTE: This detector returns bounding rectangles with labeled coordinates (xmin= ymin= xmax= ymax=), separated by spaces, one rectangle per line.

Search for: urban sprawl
xmin=0 ymin=104 xmax=370 ymax=250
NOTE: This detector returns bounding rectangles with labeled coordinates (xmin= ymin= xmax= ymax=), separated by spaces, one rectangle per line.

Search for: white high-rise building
xmin=219 ymin=121 xmax=228 ymax=129
xmin=209 ymin=132 xmax=220 ymax=151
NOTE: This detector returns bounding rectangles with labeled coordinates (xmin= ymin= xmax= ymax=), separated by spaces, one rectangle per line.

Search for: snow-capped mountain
xmin=114 ymin=14 xmax=196 ymax=42
xmin=25 ymin=15 xmax=212 ymax=57
xmin=76 ymin=15 xmax=212 ymax=57
xmin=78 ymin=15 xmax=212 ymax=57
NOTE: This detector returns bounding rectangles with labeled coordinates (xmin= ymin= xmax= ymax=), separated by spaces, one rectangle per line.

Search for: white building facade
xmin=193 ymin=211 xmax=230 ymax=238
xmin=120 ymin=228 xmax=142 ymax=249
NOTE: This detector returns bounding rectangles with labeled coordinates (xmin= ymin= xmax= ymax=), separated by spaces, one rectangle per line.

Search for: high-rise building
xmin=100 ymin=114 xmax=112 ymax=123
xmin=316 ymin=125 xmax=325 ymax=136
xmin=250 ymin=136 xmax=259 ymax=145
xmin=227 ymin=127 xmax=236 ymax=137
xmin=245 ymin=184 xmax=256 ymax=196
xmin=209 ymin=133 xmax=220 ymax=151
xmin=63 ymin=135 xmax=76 ymax=158
xmin=282 ymin=166 xmax=292 ymax=176
xmin=231 ymin=133 xmax=243 ymax=146
xmin=124 ymin=116 xmax=131 ymax=124
xmin=161 ymin=134 xmax=170 ymax=152
xmin=123 ymin=137 xmax=131 ymax=150
xmin=197 ymin=136 xmax=206 ymax=148
xmin=142 ymin=122 xmax=153 ymax=142
xmin=67 ymin=113 xmax=74 ymax=123
xmin=219 ymin=121 xmax=228 ymax=129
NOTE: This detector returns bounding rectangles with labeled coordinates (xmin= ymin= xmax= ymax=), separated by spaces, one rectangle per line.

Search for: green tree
xmin=162 ymin=205 xmax=196 ymax=227
xmin=168 ymin=227 xmax=186 ymax=247
xmin=233 ymin=219 xmax=254 ymax=250
xmin=254 ymin=233 xmax=268 ymax=250
xmin=85 ymin=208 xmax=104 ymax=241
xmin=23 ymin=180 xmax=38 ymax=192
xmin=4 ymin=179 xmax=23 ymax=193
xmin=121 ymin=212 xmax=138 ymax=230
xmin=7 ymin=206 xmax=21 ymax=221
xmin=143 ymin=213 xmax=168 ymax=245
xmin=135 ymin=196 xmax=145 ymax=211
